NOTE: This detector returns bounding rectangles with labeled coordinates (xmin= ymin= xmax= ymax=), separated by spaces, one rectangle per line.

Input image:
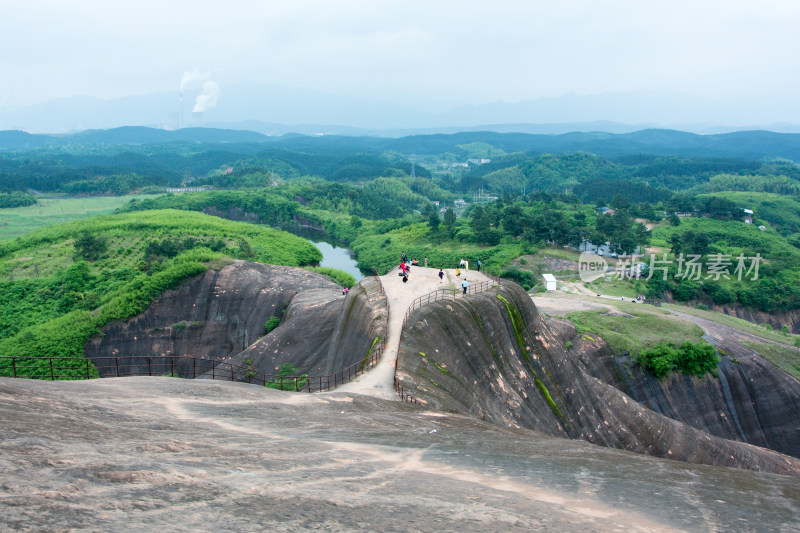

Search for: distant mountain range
xmin=3 ymin=84 xmax=799 ymax=136
xmin=2 ymin=126 xmax=800 ymax=162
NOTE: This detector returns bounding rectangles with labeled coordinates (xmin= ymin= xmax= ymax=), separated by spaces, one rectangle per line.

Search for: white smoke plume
xmin=180 ymin=68 xmax=208 ymax=93
xmin=193 ymin=81 xmax=220 ymax=113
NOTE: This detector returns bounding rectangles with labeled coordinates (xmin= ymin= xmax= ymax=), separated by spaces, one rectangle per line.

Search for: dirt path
xmin=534 ymin=287 xmax=792 ymax=350
xmin=336 ymin=265 xmax=492 ymax=400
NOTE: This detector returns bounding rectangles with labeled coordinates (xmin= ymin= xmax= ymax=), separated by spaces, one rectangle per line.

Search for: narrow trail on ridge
xmin=335 ymin=265 xmax=492 ymax=400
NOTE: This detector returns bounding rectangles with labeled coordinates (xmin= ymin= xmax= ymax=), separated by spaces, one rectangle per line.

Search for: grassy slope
xmin=0 ymin=209 xmax=322 ymax=377
xmin=0 ymin=195 xmax=161 ymax=241
xmin=739 ymin=340 xmax=800 ymax=380
xmin=695 ymin=191 xmax=800 ymax=235
xmin=567 ymin=304 xmax=704 ymax=354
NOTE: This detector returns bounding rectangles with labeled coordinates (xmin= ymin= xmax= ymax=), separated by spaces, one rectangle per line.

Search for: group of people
xmin=398 ymin=252 xmax=479 ymax=294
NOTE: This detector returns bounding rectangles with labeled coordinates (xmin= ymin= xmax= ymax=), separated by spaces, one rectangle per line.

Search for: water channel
xmin=305 ymin=237 xmax=365 ymax=282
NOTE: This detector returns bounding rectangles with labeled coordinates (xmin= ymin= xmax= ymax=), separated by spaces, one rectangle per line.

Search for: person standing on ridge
xmin=438 ymin=269 xmax=444 ymax=282
xmin=477 ymin=259 xmax=481 ymax=271
xmin=462 ymin=278 xmax=468 ymax=294
xmin=424 ymin=256 xmax=428 ymax=268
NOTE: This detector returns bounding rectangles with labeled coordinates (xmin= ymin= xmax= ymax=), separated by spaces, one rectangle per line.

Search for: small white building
xmin=542 ymin=273 xmax=557 ymax=291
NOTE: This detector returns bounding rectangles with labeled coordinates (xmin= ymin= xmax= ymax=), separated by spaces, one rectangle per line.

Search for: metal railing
xmin=393 ymin=357 xmax=420 ymax=404
xmin=0 ymin=348 xmax=385 ymax=392
xmin=403 ymin=278 xmax=499 ymax=323
xmin=1 ymin=276 xmax=390 ymax=393
xmin=393 ymin=275 xmax=502 ymax=404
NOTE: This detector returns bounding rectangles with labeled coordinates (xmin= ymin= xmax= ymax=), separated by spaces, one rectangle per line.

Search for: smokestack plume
xmin=193 ymin=81 xmax=220 ymax=113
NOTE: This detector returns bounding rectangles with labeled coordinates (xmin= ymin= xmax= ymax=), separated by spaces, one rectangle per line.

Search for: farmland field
xmin=0 ymin=195 xmax=158 ymax=241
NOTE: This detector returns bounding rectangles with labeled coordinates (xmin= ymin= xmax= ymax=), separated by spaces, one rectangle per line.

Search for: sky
xmin=2 ymin=0 xmax=800 ymax=123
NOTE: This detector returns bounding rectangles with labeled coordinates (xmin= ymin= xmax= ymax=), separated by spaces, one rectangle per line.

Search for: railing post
xmin=212 ymin=360 xmax=216 ymax=380
xmin=12 ymin=357 xmax=16 ymax=378
xmin=50 ymin=358 xmax=54 ymax=381
xmin=171 ymin=357 xmax=174 ymax=378
xmin=148 ymin=357 xmax=152 ymax=376
xmin=295 ymin=377 xmax=299 ymax=392
xmin=86 ymin=358 xmax=90 ymax=379
xmin=115 ymin=357 xmax=119 ymax=378
xmin=193 ymin=357 xmax=196 ymax=378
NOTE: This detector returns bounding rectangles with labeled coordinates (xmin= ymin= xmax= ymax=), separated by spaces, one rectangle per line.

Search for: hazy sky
xmin=2 ymin=0 xmax=799 ymax=110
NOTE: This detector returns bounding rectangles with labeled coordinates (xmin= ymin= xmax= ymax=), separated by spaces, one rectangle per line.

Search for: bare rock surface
xmin=226 ymin=276 xmax=387 ymax=377
xmin=84 ymin=261 xmax=342 ymax=375
xmin=2 ymin=377 xmax=799 ymax=532
xmin=536 ymin=293 xmax=800 ymax=459
xmin=395 ymin=282 xmax=800 ymax=475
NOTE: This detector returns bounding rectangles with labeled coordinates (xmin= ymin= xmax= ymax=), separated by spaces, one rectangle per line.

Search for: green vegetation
xmin=566 ymin=308 xmax=704 ymax=354
xmin=0 ymin=191 xmax=37 ymax=208
xmin=360 ymin=337 xmax=382 ymax=372
xmin=0 ymin=210 xmax=320 ymax=379
xmin=0 ymin=129 xmax=800 ymax=370
xmin=264 ymin=316 xmax=281 ymax=333
xmin=739 ymin=340 xmax=800 ymax=380
xmin=637 ymin=341 xmax=720 ymax=379
xmin=304 ymin=266 xmax=356 ymax=288
xmin=266 ymin=362 xmax=308 ymax=391
xmin=0 ymin=195 xmax=161 ymax=241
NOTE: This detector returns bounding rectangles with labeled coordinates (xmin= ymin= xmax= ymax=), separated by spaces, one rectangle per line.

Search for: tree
xmin=428 ymin=208 xmax=441 ymax=232
xmin=502 ymin=205 xmax=525 ymax=237
xmin=443 ymin=207 xmax=456 ymax=229
xmin=610 ymin=194 xmax=630 ymax=211
xmin=669 ymin=233 xmax=683 ymax=255
xmin=73 ymin=231 xmax=108 ymax=261
xmin=668 ymin=212 xmax=681 ymax=226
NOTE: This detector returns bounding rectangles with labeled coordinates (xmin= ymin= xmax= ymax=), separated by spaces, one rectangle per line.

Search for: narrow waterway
xmin=307 ymin=239 xmax=365 ymax=282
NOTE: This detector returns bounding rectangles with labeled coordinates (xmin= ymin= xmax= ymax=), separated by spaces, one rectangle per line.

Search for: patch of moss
xmin=359 ymin=336 xmax=381 ymax=372
xmin=497 ymin=294 xmax=526 ymax=355
xmin=535 ymin=375 xmax=566 ymax=423
xmin=434 ymin=361 xmax=450 ymax=375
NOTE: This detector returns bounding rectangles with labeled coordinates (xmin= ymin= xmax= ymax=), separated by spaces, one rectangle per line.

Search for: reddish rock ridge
xmin=84 ymin=261 xmax=341 ymax=374
xmin=396 ymin=282 xmax=800 ymax=475
xmin=557 ymin=316 xmax=800 ymax=460
xmin=84 ymin=261 xmax=388 ymax=380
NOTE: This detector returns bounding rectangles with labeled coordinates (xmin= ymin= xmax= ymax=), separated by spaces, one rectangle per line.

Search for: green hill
xmin=0 ymin=209 xmax=320 ymax=378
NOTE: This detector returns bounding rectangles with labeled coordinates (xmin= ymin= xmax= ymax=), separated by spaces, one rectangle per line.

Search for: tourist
xmin=462 ymin=278 xmax=469 ymax=294
xmin=438 ymin=269 xmax=444 ymax=282
xmin=342 ymin=287 xmax=349 ymax=296
xmin=424 ymin=256 xmax=428 ymax=268
xmin=477 ymin=259 xmax=481 ymax=271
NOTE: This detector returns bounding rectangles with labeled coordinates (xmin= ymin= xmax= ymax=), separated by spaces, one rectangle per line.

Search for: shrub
xmin=637 ymin=341 xmax=720 ymax=379
xmin=265 ymin=316 xmax=281 ymax=333
xmin=304 ymin=266 xmax=356 ymax=288
xmin=266 ymin=362 xmax=308 ymax=391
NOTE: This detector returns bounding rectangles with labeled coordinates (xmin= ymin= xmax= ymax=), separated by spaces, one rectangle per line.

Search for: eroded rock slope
xmin=395 ymin=282 xmax=800 ymax=475
xmin=555 ymin=317 xmax=800 ymax=459
xmin=85 ymin=261 xmax=387 ymax=377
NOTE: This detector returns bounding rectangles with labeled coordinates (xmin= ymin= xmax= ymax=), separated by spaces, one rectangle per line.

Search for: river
xmin=307 ymin=239 xmax=365 ymax=282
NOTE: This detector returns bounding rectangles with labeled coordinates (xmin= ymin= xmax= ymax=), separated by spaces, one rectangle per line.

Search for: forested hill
xmin=2 ymin=127 xmax=800 ymax=161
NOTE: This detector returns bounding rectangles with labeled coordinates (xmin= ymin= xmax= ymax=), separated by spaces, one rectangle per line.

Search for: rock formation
xmin=225 ymin=276 xmax=387 ymax=376
xmin=84 ymin=261 xmax=387 ymax=380
xmin=395 ymin=282 xmax=800 ymax=475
